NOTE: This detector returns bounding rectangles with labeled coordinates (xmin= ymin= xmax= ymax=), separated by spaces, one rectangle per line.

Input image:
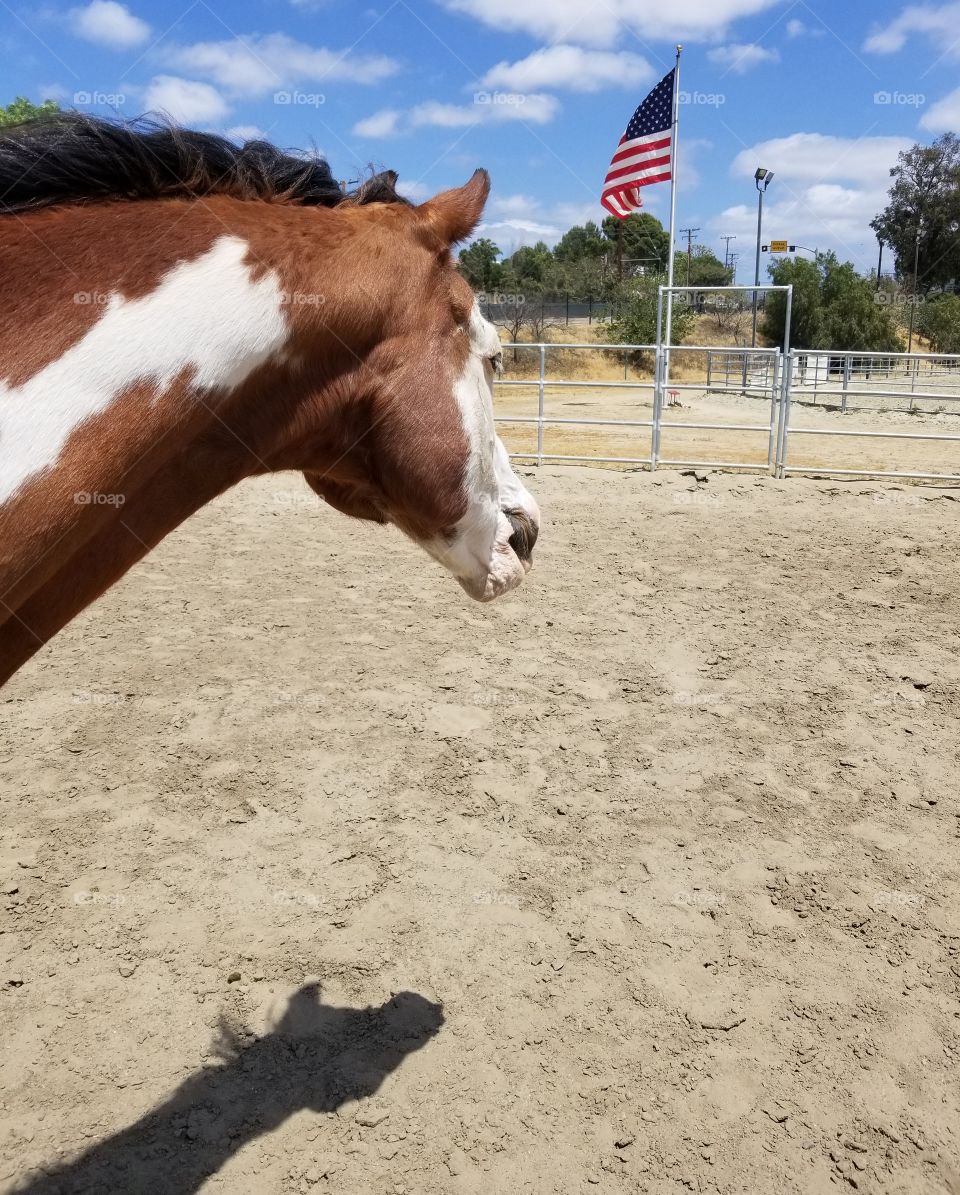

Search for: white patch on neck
xmin=423 ymin=301 xmax=540 ymax=602
xmin=0 ymin=235 xmax=288 ymax=507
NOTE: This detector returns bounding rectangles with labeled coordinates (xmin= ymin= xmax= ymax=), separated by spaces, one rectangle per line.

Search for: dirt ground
xmin=2 ymin=466 xmax=960 ymax=1195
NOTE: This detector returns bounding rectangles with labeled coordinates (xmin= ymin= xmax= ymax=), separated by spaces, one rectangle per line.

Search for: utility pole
xmin=680 ymin=226 xmax=700 ymax=286
xmin=721 ymin=234 xmax=737 ymax=273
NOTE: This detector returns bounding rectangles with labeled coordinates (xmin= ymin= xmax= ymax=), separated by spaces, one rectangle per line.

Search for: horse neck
xmin=0 ymin=199 xmax=328 ymax=666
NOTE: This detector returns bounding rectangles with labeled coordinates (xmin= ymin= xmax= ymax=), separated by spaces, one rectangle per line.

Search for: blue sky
xmin=4 ymin=0 xmax=959 ymax=274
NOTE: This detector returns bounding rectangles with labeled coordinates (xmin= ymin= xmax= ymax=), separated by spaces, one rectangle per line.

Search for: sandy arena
xmin=2 ymin=465 xmax=959 ymax=1194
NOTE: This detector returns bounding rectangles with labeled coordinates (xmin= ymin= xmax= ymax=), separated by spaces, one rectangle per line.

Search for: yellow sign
xmin=769 ymin=240 xmax=789 ymax=253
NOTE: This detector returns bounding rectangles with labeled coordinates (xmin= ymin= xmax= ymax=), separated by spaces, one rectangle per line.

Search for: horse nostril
xmin=506 ymin=510 xmax=538 ymax=560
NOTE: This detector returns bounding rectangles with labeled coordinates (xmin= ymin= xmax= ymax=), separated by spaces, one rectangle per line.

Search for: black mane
xmin=0 ymin=112 xmax=409 ymax=214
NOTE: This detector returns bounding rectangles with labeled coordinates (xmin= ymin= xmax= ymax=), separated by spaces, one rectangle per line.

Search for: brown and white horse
xmin=0 ymin=116 xmax=539 ymax=687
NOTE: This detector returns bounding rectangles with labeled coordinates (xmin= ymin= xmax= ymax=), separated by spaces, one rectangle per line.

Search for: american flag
xmin=601 ymin=68 xmax=675 ymax=218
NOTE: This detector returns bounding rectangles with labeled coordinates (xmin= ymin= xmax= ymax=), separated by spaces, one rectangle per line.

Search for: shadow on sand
xmin=13 ymin=983 xmax=443 ymax=1195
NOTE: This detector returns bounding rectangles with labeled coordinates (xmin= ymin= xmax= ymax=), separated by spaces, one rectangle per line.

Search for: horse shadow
xmin=14 ymin=983 xmax=444 ymax=1195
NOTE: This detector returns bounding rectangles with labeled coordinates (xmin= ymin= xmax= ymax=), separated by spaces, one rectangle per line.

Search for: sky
xmin=4 ymin=0 xmax=959 ymax=277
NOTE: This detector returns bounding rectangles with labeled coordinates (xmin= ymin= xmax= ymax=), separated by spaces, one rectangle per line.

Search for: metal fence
xmin=494 ymin=342 xmax=960 ymax=483
xmin=479 ymin=295 xmax=614 ymax=326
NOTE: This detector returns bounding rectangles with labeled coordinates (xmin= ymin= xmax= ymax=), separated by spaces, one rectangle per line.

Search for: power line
xmin=679 ymin=227 xmax=701 ymax=286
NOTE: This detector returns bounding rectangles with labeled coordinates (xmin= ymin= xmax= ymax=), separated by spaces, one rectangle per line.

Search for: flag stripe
xmin=604 ymin=154 xmax=672 ymax=185
xmin=609 ymin=135 xmax=671 ymax=166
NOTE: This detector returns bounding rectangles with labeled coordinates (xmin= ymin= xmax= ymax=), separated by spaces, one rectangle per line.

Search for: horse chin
xmin=455 ymin=525 xmax=530 ymax=603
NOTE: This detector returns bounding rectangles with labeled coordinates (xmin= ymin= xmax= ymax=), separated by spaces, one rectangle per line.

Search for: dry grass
xmin=496 ymin=313 xmax=769 ymax=385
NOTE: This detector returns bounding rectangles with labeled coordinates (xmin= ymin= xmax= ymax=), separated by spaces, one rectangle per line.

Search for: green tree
xmin=606 ymin=276 xmax=693 ymax=352
xmin=457 ymin=238 xmax=504 ymax=291
xmin=551 ymin=254 xmax=610 ymax=300
xmin=601 ymin=212 xmax=670 ymax=274
xmin=917 ymin=293 xmax=960 ymax=353
xmin=506 ymin=241 xmax=555 ymax=290
xmin=554 ymin=221 xmax=607 ymax=262
xmin=0 ymin=96 xmax=60 ymax=127
xmin=819 ymin=259 xmax=903 ymax=352
xmin=763 ymin=256 xmax=824 ymax=348
xmin=871 ymin=134 xmax=960 ymax=294
xmin=763 ymin=252 xmax=903 ymax=352
xmin=674 ymin=245 xmax=732 ymax=288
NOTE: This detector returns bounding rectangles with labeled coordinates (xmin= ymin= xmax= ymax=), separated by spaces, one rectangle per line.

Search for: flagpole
xmin=663 ymin=44 xmax=683 ymax=361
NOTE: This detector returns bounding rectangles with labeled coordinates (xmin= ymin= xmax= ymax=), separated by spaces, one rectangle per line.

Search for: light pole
xmin=751 ymin=167 xmax=774 ymax=348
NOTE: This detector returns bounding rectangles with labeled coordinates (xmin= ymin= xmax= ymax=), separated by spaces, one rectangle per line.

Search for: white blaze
xmin=0 ymin=236 xmax=288 ymax=506
xmin=425 ymin=302 xmax=540 ymax=602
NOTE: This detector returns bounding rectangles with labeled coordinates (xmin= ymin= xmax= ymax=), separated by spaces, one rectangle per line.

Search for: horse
xmin=0 ymin=115 xmax=540 ymax=687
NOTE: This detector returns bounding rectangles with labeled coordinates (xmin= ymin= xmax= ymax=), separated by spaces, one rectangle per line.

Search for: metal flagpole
xmin=663 ymin=45 xmax=683 ymax=355
xmin=658 ymin=40 xmax=682 ymax=434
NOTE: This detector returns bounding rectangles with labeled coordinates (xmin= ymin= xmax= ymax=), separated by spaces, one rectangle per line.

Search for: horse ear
xmin=417 ymin=169 xmax=490 ymax=245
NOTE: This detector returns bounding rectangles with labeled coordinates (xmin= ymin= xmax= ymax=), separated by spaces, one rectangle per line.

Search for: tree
xmin=0 ymin=96 xmax=59 ymax=127
xmin=506 ymin=242 xmax=554 ymax=291
xmin=457 ymin=238 xmax=503 ymax=291
xmin=763 ymin=252 xmax=903 ymax=352
xmin=554 ymin=221 xmax=607 ymax=262
xmin=917 ymin=293 xmax=960 ymax=353
xmin=819 ymin=260 xmax=903 ymax=352
xmin=871 ymin=134 xmax=960 ymax=294
xmin=601 ymin=212 xmax=670 ymax=275
xmin=763 ymin=256 xmax=824 ymax=348
xmin=675 ymin=245 xmax=732 ymax=289
xmin=605 ymin=276 xmax=693 ymax=354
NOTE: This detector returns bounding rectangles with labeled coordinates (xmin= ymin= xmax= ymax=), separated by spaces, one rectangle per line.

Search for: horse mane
xmin=0 ymin=112 xmax=410 ymax=214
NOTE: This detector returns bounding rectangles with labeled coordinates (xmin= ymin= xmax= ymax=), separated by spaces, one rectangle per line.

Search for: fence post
xmin=767 ymin=351 xmax=780 ymax=474
xmin=588 ymin=295 xmax=593 ymax=324
xmin=776 ymin=351 xmax=793 ymax=478
xmin=651 ymin=345 xmax=663 ymax=471
xmin=537 ymin=344 xmax=545 ymax=467
xmin=565 ymin=293 xmax=570 ymax=326
xmin=841 ymin=353 xmax=851 ymax=414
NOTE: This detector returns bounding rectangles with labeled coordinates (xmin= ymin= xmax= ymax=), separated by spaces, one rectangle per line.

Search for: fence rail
xmin=494 ymin=342 xmax=960 ymax=483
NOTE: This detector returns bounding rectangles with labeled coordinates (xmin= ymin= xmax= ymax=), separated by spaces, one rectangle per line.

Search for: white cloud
xmin=478 ymin=46 xmax=654 ymax=93
xmin=440 ymin=0 xmax=782 ymax=48
xmin=143 ymin=76 xmax=230 ymax=125
xmin=352 ymin=93 xmax=559 ymax=139
xmin=475 ymin=197 xmax=604 ymax=251
xmin=864 ymin=3 xmax=960 ymax=55
xmin=921 ymin=85 xmax=960 ymax=130
xmin=395 ymin=179 xmax=432 ymax=202
xmin=225 ymin=125 xmax=266 ymax=142
xmin=160 ymin=34 xmax=399 ymax=96
xmin=411 ymin=94 xmax=560 ymax=128
xmin=69 ymin=0 xmax=150 ymax=49
xmin=706 ymin=42 xmax=779 ymax=73
xmin=352 ymin=109 xmax=401 ymax=138
xmin=718 ymin=133 xmax=914 ymax=267
xmin=480 ymin=218 xmax=562 ymax=239
xmin=715 ymin=187 xmax=877 ymax=262
xmin=785 ymin=17 xmax=823 ymax=38
xmin=730 ymin=133 xmax=911 ymax=186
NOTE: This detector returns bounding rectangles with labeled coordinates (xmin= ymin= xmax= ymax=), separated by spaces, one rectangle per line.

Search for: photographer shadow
xmin=14 ymin=983 xmax=444 ymax=1195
